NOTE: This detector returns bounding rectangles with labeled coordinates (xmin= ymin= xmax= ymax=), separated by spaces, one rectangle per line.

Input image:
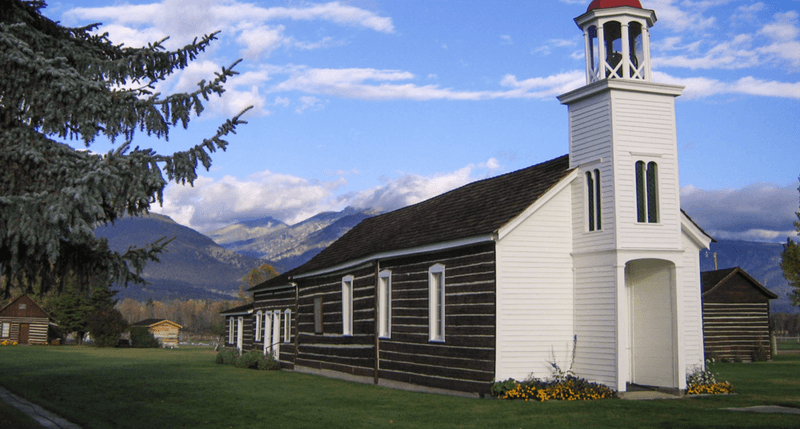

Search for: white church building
xmin=225 ymin=0 xmax=713 ymax=396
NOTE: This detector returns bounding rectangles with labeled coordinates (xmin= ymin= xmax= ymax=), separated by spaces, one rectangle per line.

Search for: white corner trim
xmin=497 ymin=170 xmax=579 ymax=241
xmin=681 ymin=213 xmax=713 ymax=250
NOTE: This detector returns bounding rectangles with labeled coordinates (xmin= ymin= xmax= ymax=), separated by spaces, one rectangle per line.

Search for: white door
xmin=628 ymin=260 xmax=676 ymax=387
xmin=272 ymin=311 xmax=281 ymax=360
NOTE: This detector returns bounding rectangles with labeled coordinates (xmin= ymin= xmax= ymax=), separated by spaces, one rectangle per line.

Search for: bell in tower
xmin=576 ymin=0 xmax=656 ymax=83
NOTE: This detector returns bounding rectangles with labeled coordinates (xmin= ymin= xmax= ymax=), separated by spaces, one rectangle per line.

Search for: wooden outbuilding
xmin=0 ymin=296 xmax=50 ymax=345
xmin=701 ymin=267 xmax=778 ymax=362
xmin=130 ymin=319 xmax=183 ymax=348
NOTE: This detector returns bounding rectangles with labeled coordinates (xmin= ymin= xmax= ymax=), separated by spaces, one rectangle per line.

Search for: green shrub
xmin=257 ymin=353 xmax=281 ymax=371
xmin=491 ymin=379 xmax=519 ymax=398
xmin=492 ymin=375 xmax=615 ymax=401
xmin=234 ymin=350 xmax=262 ymax=369
xmin=215 ymin=348 xmax=238 ymax=365
xmin=130 ymin=327 xmax=160 ymax=348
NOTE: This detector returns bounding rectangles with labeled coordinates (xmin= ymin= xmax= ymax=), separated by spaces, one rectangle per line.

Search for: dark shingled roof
xmin=219 ymin=303 xmax=254 ymax=315
xmin=701 ymin=267 xmax=778 ymax=298
xmin=131 ymin=319 xmax=173 ymax=327
xmin=294 ymin=155 xmax=573 ymax=275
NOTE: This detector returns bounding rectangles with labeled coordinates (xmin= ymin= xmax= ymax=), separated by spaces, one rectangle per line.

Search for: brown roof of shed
xmin=701 ymin=267 xmax=778 ymax=299
xmin=131 ymin=319 xmax=183 ymax=328
xmin=293 ymin=154 xmax=573 ymax=275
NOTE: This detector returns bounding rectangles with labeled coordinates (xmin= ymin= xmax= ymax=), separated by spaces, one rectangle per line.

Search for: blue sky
xmin=48 ymin=0 xmax=799 ymax=242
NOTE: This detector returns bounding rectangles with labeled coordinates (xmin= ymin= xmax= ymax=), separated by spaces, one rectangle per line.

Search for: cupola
xmin=575 ymin=0 xmax=656 ymax=83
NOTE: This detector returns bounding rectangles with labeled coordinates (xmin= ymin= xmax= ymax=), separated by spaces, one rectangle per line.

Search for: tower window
xmin=586 ymin=169 xmax=602 ymax=231
xmin=635 ymin=161 xmax=659 ymax=223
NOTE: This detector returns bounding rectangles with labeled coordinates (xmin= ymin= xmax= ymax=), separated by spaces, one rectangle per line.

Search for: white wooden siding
xmin=611 ymin=91 xmax=681 ymax=250
xmin=567 ymin=90 xmax=617 ymax=255
xmin=572 ymin=256 xmax=618 ymax=387
xmin=495 ymin=185 xmax=574 ymax=381
xmin=680 ymin=233 xmax=706 ymax=370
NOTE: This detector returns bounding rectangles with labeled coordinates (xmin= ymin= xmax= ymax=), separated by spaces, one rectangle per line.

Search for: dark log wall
xmin=292 ymin=243 xmax=497 ymax=394
xmin=224 ymin=315 xmax=253 ymax=351
xmin=296 ymin=265 xmax=376 ymax=377
xmin=377 ymin=244 xmax=496 ymax=394
xmin=253 ymin=288 xmax=297 ymax=368
xmin=0 ymin=317 xmax=49 ymax=344
xmin=703 ymin=302 xmax=771 ymax=362
xmin=703 ymin=273 xmax=773 ymax=362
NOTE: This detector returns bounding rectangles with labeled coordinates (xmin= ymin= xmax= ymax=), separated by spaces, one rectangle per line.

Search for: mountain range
xmin=95 ymin=213 xmax=263 ymax=301
xmin=97 ymin=210 xmax=797 ymax=314
xmin=206 ymin=206 xmax=380 ymax=273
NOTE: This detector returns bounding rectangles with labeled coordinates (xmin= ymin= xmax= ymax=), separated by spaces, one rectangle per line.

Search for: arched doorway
xmin=626 ymin=259 xmax=677 ymax=388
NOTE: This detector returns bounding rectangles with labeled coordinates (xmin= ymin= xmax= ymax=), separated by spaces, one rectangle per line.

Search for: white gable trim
xmin=293 ymin=234 xmax=496 ymax=279
xmin=680 ymin=213 xmax=713 ymax=250
xmin=497 ymin=170 xmax=579 ymax=241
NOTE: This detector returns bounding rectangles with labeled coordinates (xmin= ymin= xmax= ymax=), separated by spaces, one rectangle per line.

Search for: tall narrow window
xmin=228 ymin=317 xmax=234 ymax=344
xmin=586 ymin=169 xmax=602 ymax=231
xmin=283 ymin=309 xmax=291 ymax=343
xmin=314 ymin=297 xmax=324 ymax=334
xmin=635 ymin=161 xmax=659 ymax=223
xmin=378 ymin=270 xmax=392 ymax=338
xmin=1 ymin=322 xmax=9 ymax=338
xmin=255 ymin=311 xmax=262 ymax=342
xmin=342 ymin=275 xmax=354 ymax=336
xmin=428 ymin=264 xmax=445 ymax=342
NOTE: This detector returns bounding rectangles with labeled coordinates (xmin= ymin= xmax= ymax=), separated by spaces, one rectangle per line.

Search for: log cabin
xmin=701 ymin=267 xmax=778 ymax=362
xmin=130 ymin=319 xmax=183 ymax=348
xmin=0 ymin=296 xmax=50 ymax=345
xmin=222 ymin=0 xmax=714 ymax=396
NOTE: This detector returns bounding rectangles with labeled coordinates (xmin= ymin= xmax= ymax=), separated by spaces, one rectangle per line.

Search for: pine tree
xmin=0 ymin=1 xmax=250 ymax=297
xmin=781 ymin=178 xmax=800 ymax=306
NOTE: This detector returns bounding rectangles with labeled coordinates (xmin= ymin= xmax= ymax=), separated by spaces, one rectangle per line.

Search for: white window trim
xmin=378 ymin=270 xmax=392 ymax=339
xmin=1 ymin=322 xmax=9 ymax=338
xmin=283 ymin=309 xmax=291 ymax=343
xmin=228 ymin=318 xmax=234 ymax=344
xmin=255 ymin=311 xmax=262 ymax=342
xmin=342 ymin=275 xmax=354 ymax=336
xmin=428 ymin=264 xmax=446 ymax=342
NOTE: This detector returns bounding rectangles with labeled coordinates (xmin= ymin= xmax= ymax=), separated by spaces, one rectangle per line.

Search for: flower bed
xmin=1 ymin=340 xmax=18 ymax=346
xmin=492 ymin=375 xmax=616 ymax=402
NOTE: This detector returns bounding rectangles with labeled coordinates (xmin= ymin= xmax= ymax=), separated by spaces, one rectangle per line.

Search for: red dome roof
xmin=587 ymin=0 xmax=643 ymax=11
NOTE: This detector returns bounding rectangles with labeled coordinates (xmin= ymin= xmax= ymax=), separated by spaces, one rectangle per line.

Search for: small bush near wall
xmin=215 ymin=349 xmax=280 ymax=370
xmin=130 ymin=327 xmax=160 ymax=348
xmin=215 ymin=348 xmax=238 ymax=365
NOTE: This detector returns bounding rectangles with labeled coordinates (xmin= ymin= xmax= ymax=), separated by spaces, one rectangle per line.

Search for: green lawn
xmin=0 ymin=346 xmax=799 ymax=429
xmin=778 ymin=340 xmax=800 ymax=351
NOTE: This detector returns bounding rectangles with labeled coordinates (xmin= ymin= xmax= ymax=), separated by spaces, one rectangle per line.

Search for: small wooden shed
xmin=701 ymin=267 xmax=778 ymax=362
xmin=130 ymin=319 xmax=183 ymax=348
xmin=0 ymin=296 xmax=50 ymax=345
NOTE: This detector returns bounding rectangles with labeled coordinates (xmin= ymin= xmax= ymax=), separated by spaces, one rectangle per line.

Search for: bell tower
xmin=577 ymin=0 xmax=656 ymax=83
xmin=558 ymin=1 xmax=700 ymax=392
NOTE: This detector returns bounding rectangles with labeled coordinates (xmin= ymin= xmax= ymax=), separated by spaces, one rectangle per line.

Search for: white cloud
xmin=153 ymin=159 xmax=504 ymax=231
xmin=646 ymin=0 xmax=717 ymax=32
xmin=269 ymin=66 xmax=584 ymax=101
xmin=681 ymin=182 xmax=799 ymax=242
xmin=345 ymin=158 xmax=503 ymax=213
xmin=295 ymin=96 xmax=324 ymax=114
xmin=65 ymin=0 xmax=393 ymax=53
xmin=653 ymin=71 xmax=800 ymax=100
xmin=501 ymin=34 xmax=513 ymax=45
